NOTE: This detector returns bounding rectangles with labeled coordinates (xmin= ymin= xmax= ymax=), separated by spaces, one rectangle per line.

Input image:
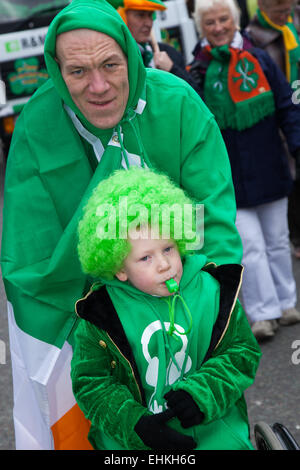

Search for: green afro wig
xmin=78 ymin=167 xmax=197 ymax=279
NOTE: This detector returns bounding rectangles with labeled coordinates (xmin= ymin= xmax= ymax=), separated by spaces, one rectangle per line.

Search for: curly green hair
xmin=78 ymin=167 xmax=196 ymax=279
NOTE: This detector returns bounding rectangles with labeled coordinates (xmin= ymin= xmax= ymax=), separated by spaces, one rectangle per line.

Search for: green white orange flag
xmin=0 ymin=0 xmax=148 ymax=449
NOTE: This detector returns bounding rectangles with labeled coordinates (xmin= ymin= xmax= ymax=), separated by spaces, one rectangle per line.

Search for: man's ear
xmin=115 ymin=269 xmax=128 ymax=282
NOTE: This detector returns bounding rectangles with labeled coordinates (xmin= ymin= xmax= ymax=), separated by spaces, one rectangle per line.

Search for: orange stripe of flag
xmin=51 ymin=403 xmax=93 ymax=450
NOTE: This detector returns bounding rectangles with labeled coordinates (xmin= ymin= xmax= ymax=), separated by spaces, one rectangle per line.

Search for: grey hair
xmin=193 ymin=0 xmax=241 ymax=36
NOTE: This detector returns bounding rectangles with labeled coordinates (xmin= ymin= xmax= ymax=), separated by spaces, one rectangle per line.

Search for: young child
xmin=71 ymin=167 xmax=261 ymax=451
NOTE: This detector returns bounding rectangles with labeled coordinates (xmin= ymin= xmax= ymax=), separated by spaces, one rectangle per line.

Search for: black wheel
xmin=254 ymin=422 xmax=285 ymax=450
xmin=272 ymin=423 xmax=300 ymax=450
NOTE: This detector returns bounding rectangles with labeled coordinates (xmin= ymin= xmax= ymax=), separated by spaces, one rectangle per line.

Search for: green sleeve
xmin=144 ymin=72 xmax=243 ymax=265
xmin=70 ymin=320 xmax=149 ymax=450
xmin=179 ymin=92 xmax=243 ymax=265
xmin=172 ymin=301 xmax=261 ymax=423
xmin=1 ymin=107 xmax=96 ymax=346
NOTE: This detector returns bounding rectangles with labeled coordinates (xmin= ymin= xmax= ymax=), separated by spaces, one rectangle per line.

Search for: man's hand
xmin=134 ymin=409 xmax=196 ymax=450
xmin=153 ymin=51 xmax=174 ymax=71
xmin=150 ymin=35 xmax=174 ymax=72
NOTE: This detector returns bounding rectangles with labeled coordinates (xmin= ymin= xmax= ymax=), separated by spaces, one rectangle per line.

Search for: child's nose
xmin=157 ymin=255 xmax=171 ymax=271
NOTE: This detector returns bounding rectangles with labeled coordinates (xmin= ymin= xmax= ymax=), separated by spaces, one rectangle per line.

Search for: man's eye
xmin=105 ymin=63 xmax=117 ymax=69
xmin=71 ymin=69 xmax=83 ymax=76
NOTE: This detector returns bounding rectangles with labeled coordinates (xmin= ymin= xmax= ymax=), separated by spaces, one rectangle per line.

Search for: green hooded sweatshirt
xmin=72 ymin=255 xmax=261 ymax=450
xmin=1 ymin=0 xmax=242 ymax=353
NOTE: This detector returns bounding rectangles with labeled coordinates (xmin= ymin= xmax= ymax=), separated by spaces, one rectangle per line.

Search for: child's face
xmin=116 ymin=227 xmax=183 ymax=296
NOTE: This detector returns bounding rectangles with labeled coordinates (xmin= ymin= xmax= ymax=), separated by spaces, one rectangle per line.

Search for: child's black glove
xmin=134 ymin=409 xmax=196 ymax=450
xmin=164 ymin=390 xmax=205 ymax=428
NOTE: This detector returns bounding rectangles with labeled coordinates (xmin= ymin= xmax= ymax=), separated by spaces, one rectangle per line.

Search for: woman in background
xmin=188 ymin=0 xmax=300 ymax=340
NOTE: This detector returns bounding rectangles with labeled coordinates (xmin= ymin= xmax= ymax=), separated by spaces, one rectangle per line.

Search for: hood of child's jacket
xmin=44 ymin=0 xmax=146 ymax=135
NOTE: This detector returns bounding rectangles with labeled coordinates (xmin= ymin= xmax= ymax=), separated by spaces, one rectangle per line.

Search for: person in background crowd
xmin=108 ymin=0 xmax=200 ymax=91
xmin=0 ymin=0 xmax=242 ymax=449
xmin=247 ymin=0 xmax=300 ymax=79
xmin=247 ymin=0 xmax=259 ymax=18
xmin=237 ymin=0 xmax=250 ymax=29
xmin=188 ymin=0 xmax=300 ymax=340
xmin=246 ymin=0 xmax=300 ymax=258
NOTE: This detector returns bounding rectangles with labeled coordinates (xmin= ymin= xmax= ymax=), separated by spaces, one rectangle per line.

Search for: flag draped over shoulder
xmin=1 ymin=0 xmax=146 ymax=449
xmin=1 ymin=100 xmax=107 ymax=448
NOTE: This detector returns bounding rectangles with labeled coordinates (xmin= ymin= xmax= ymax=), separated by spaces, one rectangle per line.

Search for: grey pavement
xmin=0 ymin=148 xmax=300 ymax=451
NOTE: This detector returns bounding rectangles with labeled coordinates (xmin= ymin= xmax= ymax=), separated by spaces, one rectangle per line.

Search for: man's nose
xmin=88 ymin=70 xmax=110 ymax=94
xmin=145 ymin=16 xmax=153 ymax=27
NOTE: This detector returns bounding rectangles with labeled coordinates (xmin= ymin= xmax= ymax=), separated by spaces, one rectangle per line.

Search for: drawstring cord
xmin=144 ymin=289 xmax=193 ymax=377
xmin=164 ymin=293 xmax=193 ymax=338
xmin=163 ymin=289 xmax=194 ymax=377
xmin=117 ymin=108 xmax=152 ymax=169
xmin=116 ymin=124 xmax=130 ymax=168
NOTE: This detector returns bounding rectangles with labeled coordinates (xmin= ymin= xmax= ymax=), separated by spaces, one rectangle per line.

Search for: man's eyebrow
xmin=102 ymin=53 xmax=124 ymax=63
xmin=64 ymin=53 xmax=124 ymax=70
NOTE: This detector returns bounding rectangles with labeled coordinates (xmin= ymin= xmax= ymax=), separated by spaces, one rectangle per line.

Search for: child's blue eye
xmin=140 ymin=255 xmax=149 ymax=262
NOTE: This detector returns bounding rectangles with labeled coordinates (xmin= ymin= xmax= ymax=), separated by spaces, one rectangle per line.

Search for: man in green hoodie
xmin=72 ymin=166 xmax=261 ymax=450
xmin=1 ymin=0 xmax=243 ymax=449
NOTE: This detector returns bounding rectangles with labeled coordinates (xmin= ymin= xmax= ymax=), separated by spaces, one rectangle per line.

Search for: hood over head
xmin=44 ymin=0 xmax=146 ymax=134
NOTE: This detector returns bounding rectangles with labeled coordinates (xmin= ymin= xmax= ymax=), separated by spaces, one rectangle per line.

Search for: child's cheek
xmin=132 ymin=271 xmax=155 ymax=293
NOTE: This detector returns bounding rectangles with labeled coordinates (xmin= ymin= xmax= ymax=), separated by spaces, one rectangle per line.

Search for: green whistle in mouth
xmin=165 ymin=278 xmax=179 ymax=293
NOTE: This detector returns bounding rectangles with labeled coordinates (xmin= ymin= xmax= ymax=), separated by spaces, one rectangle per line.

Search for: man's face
xmin=56 ymin=29 xmax=129 ymax=129
xmin=116 ymin=226 xmax=183 ymax=297
xmin=259 ymin=0 xmax=295 ymax=26
xmin=201 ymin=5 xmax=236 ymax=48
xmin=125 ymin=10 xmax=154 ymax=43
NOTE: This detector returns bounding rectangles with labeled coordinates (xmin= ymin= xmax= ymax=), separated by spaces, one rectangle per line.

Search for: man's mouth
xmin=88 ymin=98 xmax=115 ymax=108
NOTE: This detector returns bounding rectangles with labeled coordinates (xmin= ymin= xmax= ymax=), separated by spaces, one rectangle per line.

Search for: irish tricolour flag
xmin=6 ymin=300 xmax=92 ymax=450
xmin=0 ymin=108 xmax=146 ymax=449
xmin=0 ymin=136 xmax=104 ymax=449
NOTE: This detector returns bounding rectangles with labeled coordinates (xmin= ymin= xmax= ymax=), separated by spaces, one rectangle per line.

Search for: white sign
xmin=0 ymin=26 xmax=48 ymax=63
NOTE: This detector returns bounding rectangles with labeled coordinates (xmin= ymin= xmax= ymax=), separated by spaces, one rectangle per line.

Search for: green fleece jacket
xmin=72 ymin=256 xmax=261 ymax=450
xmin=1 ymin=0 xmax=242 ymax=350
